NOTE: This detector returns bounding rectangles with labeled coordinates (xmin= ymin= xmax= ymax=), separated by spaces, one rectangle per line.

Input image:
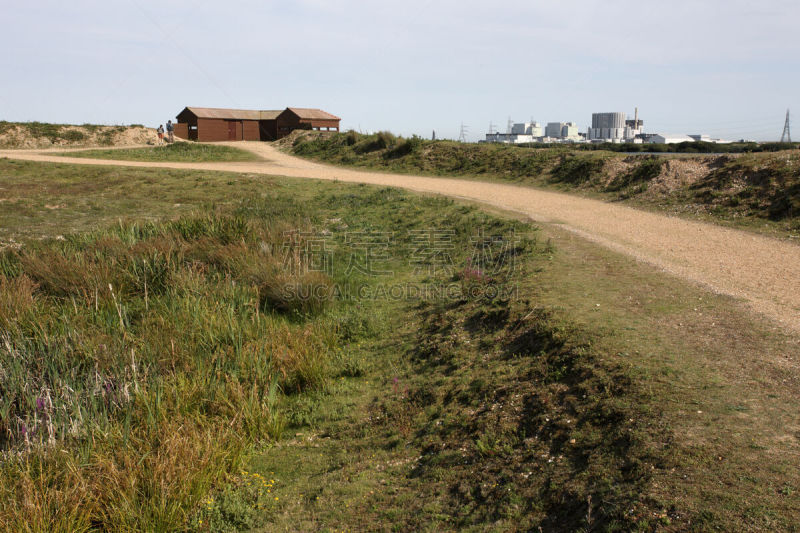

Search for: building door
xmin=228 ymin=121 xmax=237 ymax=141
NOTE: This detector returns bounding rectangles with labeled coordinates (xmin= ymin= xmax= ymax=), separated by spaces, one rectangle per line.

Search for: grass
xmin=289 ymin=132 xmax=800 ymax=238
xmin=1 ymin=159 xmax=799 ymax=531
xmin=0 ymin=158 xmax=275 ymax=246
xmin=242 ymin=218 xmax=800 ymax=532
xmin=64 ymin=142 xmax=261 ymax=163
xmin=0 ymin=208 xmax=351 ymax=530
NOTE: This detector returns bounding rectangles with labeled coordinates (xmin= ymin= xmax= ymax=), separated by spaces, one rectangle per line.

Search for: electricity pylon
xmin=458 ymin=123 xmax=469 ymax=143
xmin=781 ymin=109 xmax=792 ymax=143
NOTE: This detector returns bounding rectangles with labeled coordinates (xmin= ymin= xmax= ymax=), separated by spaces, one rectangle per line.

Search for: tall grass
xmin=0 ymin=212 xmax=347 ymax=530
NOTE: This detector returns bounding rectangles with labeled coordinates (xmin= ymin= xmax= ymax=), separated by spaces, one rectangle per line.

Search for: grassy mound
xmin=0 ymin=121 xmax=152 ymax=149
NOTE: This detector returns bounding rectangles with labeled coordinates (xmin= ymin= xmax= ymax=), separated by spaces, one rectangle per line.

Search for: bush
xmin=606 ymin=157 xmax=664 ymax=192
xmin=344 ymin=130 xmax=359 ymax=146
xmin=384 ymin=135 xmax=422 ymax=159
xmin=356 ymin=131 xmax=397 ymax=153
xmin=61 ymin=130 xmax=87 ymax=142
xmin=550 ymin=155 xmax=606 ymax=185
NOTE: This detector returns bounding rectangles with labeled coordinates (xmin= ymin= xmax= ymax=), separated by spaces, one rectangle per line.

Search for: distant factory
xmin=587 ymin=110 xmax=643 ymax=142
xmin=482 ymin=107 xmax=729 ymax=145
xmin=484 ymin=120 xmax=581 ymax=144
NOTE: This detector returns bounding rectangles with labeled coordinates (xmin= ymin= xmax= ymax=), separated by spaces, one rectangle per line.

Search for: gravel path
xmin=2 ymin=142 xmax=799 ymax=332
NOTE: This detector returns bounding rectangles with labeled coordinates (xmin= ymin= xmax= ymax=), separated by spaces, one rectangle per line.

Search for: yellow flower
xmin=274 ymin=496 xmax=279 ymax=501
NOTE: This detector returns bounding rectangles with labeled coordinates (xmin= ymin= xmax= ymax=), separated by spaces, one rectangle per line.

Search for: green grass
xmin=241 ymin=216 xmax=800 ymax=532
xmin=65 ymin=142 xmax=261 ymax=163
xmin=0 ymin=158 xmax=275 ymax=245
xmin=1 ymin=159 xmax=799 ymax=531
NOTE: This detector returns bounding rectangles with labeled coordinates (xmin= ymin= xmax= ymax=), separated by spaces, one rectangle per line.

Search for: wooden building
xmin=175 ymin=106 xmax=340 ymax=142
xmin=175 ymin=107 xmax=264 ymax=142
xmin=276 ymin=108 xmax=341 ymax=138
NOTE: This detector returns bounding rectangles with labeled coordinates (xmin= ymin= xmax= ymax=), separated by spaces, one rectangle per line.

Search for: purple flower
xmin=20 ymin=423 xmax=27 ymax=436
xmin=36 ymin=397 xmax=46 ymax=412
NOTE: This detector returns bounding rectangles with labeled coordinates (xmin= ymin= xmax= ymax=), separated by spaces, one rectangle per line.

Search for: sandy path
xmin=2 ymin=142 xmax=799 ymax=332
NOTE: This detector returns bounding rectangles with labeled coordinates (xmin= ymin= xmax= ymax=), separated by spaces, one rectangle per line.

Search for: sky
xmin=2 ymin=0 xmax=799 ymax=142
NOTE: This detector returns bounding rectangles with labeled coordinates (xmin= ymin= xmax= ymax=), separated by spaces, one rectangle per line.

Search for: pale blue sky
xmin=2 ymin=0 xmax=798 ymax=141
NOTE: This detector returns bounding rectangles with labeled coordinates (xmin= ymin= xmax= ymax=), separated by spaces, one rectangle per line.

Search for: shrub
xmin=61 ymin=130 xmax=87 ymax=142
xmin=550 ymin=155 xmax=606 ymax=185
xmin=606 ymin=157 xmax=664 ymax=192
xmin=384 ymin=135 xmax=422 ymax=159
xmin=344 ymin=130 xmax=359 ymax=146
xmin=356 ymin=131 xmax=397 ymax=153
xmin=768 ymin=181 xmax=800 ymax=220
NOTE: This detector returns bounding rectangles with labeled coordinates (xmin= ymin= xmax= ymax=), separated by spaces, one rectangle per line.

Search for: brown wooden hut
xmin=276 ymin=108 xmax=341 ymax=138
xmin=175 ymin=107 xmax=262 ymax=142
xmin=175 ymin=106 xmax=341 ymax=142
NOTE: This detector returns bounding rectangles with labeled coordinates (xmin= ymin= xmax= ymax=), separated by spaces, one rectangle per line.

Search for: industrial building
xmin=512 ymin=122 xmax=543 ymax=136
xmin=587 ymin=110 xmax=642 ymax=142
xmin=484 ymin=122 xmax=543 ymax=143
xmin=174 ymin=106 xmax=341 ymax=142
xmin=648 ymin=133 xmax=695 ymax=144
xmin=647 ymin=133 xmax=731 ymax=144
xmin=483 ymin=120 xmax=581 ymax=144
xmin=481 ymin=107 xmax=730 ymax=145
xmin=545 ymin=122 xmax=580 ymax=139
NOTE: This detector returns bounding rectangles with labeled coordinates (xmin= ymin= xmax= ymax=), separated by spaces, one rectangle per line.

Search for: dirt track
xmin=2 ymin=141 xmax=799 ymax=332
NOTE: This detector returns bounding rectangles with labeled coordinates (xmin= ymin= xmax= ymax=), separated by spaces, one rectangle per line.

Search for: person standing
xmin=156 ymin=124 xmax=164 ymax=145
xmin=166 ymin=120 xmax=174 ymax=143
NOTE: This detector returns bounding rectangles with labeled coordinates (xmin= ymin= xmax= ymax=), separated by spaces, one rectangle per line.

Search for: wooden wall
xmin=173 ymin=123 xmax=189 ymax=140
xmin=196 ymin=118 xmax=229 ymax=142
xmin=242 ymin=121 xmax=260 ymax=141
